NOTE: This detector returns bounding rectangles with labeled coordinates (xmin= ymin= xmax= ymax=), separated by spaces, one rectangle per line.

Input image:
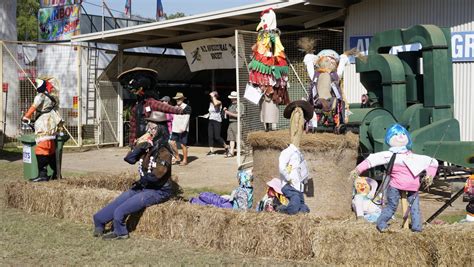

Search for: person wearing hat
xmin=276 ymin=100 xmax=314 ymax=215
xmin=118 ymin=68 xmax=187 ymax=147
xmin=160 ymin=96 xmax=174 ymax=135
xmin=170 ymin=92 xmax=192 ymax=165
xmin=223 ymin=91 xmax=245 ymax=158
xmin=93 ymin=111 xmax=175 ymax=240
xmin=22 ymin=77 xmax=63 ymax=182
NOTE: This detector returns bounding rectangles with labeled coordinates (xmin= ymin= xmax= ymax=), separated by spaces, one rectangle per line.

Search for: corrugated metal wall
xmin=343 ymin=0 xmax=474 ymax=141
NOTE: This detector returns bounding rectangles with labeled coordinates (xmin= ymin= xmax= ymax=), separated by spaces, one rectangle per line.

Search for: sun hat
xmin=145 ymin=111 xmax=168 ymax=122
xmin=228 ymin=91 xmax=238 ymax=99
xmin=173 ymin=92 xmax=186 ymax=100
xmin=266 ymin=178 xmax=284 ymax=194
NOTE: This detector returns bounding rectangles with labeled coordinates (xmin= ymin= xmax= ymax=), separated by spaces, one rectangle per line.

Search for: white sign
xmin=181 ymin=37 xmax=238 ymax=72
xmin=23 ymin=145 xmax=32 ymax=164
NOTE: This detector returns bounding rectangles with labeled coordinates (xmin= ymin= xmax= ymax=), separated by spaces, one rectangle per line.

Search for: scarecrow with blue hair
xmin=350 ymin=124 xmax=439 ymax=232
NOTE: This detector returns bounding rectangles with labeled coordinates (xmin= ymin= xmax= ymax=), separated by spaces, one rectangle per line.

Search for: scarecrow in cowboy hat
xmin=118 ymin=67 xmax=188 ymax=147
xmin=274 ymin=100 xmax=314 ymax=215
xmin=22 ymin=76 xmax=63 ymax=182
xmin=93 ymin=111 xmax=175 ymax=240
xmin=248 ymin=8 xmax=290 ymax=131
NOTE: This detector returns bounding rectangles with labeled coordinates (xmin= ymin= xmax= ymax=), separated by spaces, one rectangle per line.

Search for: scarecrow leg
xmin=401 ymin=191 xmax=410 ymax=229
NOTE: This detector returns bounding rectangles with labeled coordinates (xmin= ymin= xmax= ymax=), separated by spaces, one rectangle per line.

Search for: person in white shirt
xmin=277 ymin=100 xmax=314 ymax=215
xmin=170 ymin=92 xmax=192 ymax=166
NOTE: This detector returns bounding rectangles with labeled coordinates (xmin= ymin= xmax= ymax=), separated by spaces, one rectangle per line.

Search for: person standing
xmin=170 ymin=92 xmax=192 ymax=166
xmin=159 ymin=96 xmax=174 ymax=135
xmin=207 ymin=91 xmax=229 ymax=155
xmin=223 ymin=91 xmax=244 ymax=158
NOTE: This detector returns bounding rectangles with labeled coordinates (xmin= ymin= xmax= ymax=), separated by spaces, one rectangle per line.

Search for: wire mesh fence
xmin=236 ymin=29 xmax=343 ymax=166
xmin=0 ymin=40 xmax=119 ymax=148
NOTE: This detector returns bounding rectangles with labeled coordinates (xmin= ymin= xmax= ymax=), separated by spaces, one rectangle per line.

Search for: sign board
xmin=38 ymin=4 xmax=81 ymax=41
xmin=181 ymin=37 xmax=240 ymax=72
xmin=40 ymin=0 xmax=81 ymax=8
xmin=23 ymin=146 xmax=32 ymax=164
xmin=349 ymin=31 xmax=474 ymax=62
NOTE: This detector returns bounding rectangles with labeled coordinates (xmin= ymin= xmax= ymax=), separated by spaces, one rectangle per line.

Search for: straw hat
xmin=173 ymin=92 xmax=186 ymax=100
xmin=228 ymin=91 xmax=238 ymax=99
xmin=145 ymin=111 xmax=168 ymax=122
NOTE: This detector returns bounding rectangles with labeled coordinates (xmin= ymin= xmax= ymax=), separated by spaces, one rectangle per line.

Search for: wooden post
xmin=117 ymin=48 xmax=124 ymax=147
xmin=401 ymin=191 xmax=410 ymax=229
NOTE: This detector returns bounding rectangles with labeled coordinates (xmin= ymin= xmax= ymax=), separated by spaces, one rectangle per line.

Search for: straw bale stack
xmin=5 ymin=181 xmax=473 ymax=265
xmin=248 ymin=130 xmax=359 ymax=218
xmin=63 ymin=172 xmax=136 ymax=191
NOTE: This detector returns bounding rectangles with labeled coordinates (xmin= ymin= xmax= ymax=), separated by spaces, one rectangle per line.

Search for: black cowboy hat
xmin=117 ymin=67 xmax=159 ymax=92
xmin=283 ymin=100 xmax=314 ymax=121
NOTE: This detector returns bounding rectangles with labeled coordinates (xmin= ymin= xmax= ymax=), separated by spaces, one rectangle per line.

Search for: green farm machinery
xmin=348 ymin=24 xmax=474 ymax=170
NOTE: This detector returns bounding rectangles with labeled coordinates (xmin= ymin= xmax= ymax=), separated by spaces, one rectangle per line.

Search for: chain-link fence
xmin=236 ymin=29 xmax=343 ymax=166
xmin=0 ymin=40 xmax=119 ymax=148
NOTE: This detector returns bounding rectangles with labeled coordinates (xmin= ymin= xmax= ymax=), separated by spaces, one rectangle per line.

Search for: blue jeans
xmin=278 ymin=184 xmax=310 ymax=215
xmin=93 ymin=184 xmax=171 ymax=236
xmin=377 ymin=186 xmax=422 ymax=232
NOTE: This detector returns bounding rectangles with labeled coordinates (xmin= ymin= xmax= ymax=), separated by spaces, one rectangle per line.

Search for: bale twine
xmin=5 ymin=181 xmax=473 ymax=265
xmin=248 ymin=130 xmax=359 ymax=218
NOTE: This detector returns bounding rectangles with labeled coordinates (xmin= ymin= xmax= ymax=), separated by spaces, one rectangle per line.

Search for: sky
xmin=81 ymin=0 xmax=266 ymax=19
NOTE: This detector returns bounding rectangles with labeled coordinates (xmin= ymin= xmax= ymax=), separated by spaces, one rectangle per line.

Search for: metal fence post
xmin=0 ymin=41 xmax=4 ymax=149
xmin=117 ymin=49 xmax=124 ymax=147
xmin=235 ymin=30 xmax=241 ymax=167
xmin=77 ymin=45 xmax=83 ymax=147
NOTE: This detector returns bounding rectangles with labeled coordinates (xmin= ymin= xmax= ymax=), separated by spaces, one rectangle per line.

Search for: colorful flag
xmin=125 ymin=0 xmax=131 ymax=15
xmin=156 ymin=0 xmax=164 ymax=19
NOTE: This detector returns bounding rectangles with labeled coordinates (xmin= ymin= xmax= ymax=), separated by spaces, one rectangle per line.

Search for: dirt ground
xmin=61 ymin=145 xmax=240 ymax=193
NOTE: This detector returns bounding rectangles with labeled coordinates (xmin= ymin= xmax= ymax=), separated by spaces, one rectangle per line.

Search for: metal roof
xmin=72 ymin=0 xmax=350 ymax=49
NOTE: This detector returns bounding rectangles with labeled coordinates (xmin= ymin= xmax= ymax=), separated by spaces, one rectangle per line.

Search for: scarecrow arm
xmin=22 ymin=105 xmax=37 ymax=121
xmin=149 ymin=99 xmax=184 ymax=114
xmin=355 ymin=151 xmax=393 ymax=174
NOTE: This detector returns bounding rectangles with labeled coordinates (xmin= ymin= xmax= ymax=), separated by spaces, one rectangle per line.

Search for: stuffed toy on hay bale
xmin=248 ymin=130 xmax=359 ymax=218
xmin=5 ymin=181 xmax=472 ymax=265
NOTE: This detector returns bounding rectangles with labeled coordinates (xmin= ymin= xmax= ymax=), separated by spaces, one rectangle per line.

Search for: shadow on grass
xmin=0 ymin=148 xmax=23 ymax=162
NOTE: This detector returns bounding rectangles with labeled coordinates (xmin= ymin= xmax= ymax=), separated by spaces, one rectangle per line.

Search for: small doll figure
xmin=352 ymin=176 xmax=381 ymax=222
xmin=351 ymin=124 xmax=439 ymax=232
xmin=257 ymin=177 xmax=289 ymax=212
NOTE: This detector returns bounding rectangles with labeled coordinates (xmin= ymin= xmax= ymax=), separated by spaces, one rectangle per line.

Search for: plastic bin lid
xmin=18 ymin=134 xmax=36 ymax=144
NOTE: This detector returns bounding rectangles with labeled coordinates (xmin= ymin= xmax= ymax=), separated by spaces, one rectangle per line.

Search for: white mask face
xmin=389 ymin=133 xmax=409 ymax=147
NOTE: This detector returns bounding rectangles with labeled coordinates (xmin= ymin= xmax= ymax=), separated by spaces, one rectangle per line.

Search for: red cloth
xmin=128 ymin=98 xmax=183 ymax=145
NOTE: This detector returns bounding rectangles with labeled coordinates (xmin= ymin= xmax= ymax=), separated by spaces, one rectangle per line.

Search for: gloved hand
xmin=131 ymin=181 xmax=145 ymax=191
xmin=22 ymin=117 xmax=31 ymax=124
xmin=349 ymin=169 xmax=359 ymax=181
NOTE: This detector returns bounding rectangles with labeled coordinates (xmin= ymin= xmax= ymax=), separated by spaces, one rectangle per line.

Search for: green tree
xmin=164 ymin=12 xmax=186 ymax=20
xmin=17 ymin=0 xmax=40 ymax=41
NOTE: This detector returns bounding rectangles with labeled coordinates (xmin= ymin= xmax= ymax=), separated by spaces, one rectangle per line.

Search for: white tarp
xmin=181 ymin=37 xmax=238 ymax=72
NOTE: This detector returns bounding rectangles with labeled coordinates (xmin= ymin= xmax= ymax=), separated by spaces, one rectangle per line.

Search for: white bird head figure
xmin=256 ymin=8 xmax=277 ymax=31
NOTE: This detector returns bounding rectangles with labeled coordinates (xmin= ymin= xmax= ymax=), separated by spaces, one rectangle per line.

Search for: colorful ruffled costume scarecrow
xmin=22 ymin=77 xmax=62 ymax=182
xmin=248 ymin=8 xmax=290 ymax=130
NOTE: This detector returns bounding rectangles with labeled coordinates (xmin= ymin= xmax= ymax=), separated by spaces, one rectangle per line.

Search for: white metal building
xmin=71 ymin=0 xmax=473 ymax=143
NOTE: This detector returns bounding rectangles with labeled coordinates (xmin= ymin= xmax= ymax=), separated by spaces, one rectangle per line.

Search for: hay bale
xmin=249 ymin=130 xmax=359 ymax=218
xmin=5 ymin=181 xmax=473 ymax=265
xmin=62 ymin=172 xmax=136 ymax=191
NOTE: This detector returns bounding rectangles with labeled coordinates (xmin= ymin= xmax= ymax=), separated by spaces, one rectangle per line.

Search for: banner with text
xmin=40 ymin=0 xmax=81 ymax=7
xmin=38 ymin=4 xmax=80 ymax=41
xmin=182 ymin=37 xmax=239 ymax=72
xmin=349 ymin=31 xmax=474 ymax=62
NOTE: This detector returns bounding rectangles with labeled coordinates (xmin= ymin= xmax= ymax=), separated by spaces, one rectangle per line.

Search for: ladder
xmin=85 ymin=43 xmax=98 ymax=125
